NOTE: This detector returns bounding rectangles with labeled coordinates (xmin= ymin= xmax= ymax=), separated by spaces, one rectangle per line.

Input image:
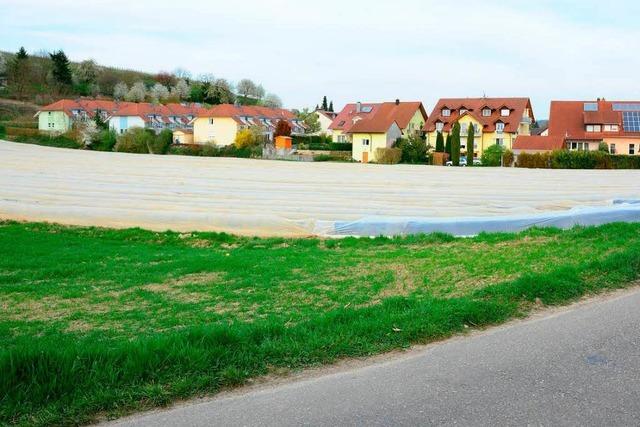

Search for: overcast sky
xmin=2 ymin=0 xmax=639 ymax=118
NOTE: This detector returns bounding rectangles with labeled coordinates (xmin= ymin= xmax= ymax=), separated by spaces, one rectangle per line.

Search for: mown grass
xmin=1 ymin=221 xmax=640 ymax=425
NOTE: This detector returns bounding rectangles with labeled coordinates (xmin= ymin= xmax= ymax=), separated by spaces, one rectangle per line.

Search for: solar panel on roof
xmin=622 ymin=111 xmax=640 ymax=132
xmin=584 ymin=102 xmax=598 ymax=112
xmin=613 ymin=103 xmax=640 ymax=112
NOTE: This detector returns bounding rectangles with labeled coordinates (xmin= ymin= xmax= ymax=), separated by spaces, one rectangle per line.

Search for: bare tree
xmin=125 ymin=81 xmax=147 ymax=102
xmin=113 ymin=82 xmax=128 ymax=100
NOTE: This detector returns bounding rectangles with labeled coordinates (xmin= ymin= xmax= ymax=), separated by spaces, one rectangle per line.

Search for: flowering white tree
xmin=113 ymin=82 xmax=128 ymax=100
xmin=79 ymin=120 xmax=99 ymax=146
xmin=172 ymin=79 xmax=190 ymax=100
xmin=263 ymin=93 xmax=283 ymax=108
xmin=125 ymin=81 xmax=146 ymax=102
xmin=149 ymin=83 xmax=169 ymax=103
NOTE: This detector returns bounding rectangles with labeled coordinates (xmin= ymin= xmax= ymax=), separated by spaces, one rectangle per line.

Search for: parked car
xmin=445 ymin=156 xmax=481 ymax=166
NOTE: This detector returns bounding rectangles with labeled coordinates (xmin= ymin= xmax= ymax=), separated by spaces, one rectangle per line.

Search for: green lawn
xmin=1 ymin=221 xmax=640 ymax=425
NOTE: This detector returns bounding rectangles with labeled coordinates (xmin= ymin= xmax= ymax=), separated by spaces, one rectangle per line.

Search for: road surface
xmin=108 ymin=288 xmax=640 ymax=426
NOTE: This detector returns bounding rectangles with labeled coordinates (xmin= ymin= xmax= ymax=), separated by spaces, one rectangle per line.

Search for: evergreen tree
xmin=16 ymin=47 xmax=27 ymax=60
xmin=466 ymin=123 xmax=475 ymax=166
xmin=50 ymin=50 xmax=73 ymax=90
xmin=7 ymin=47 xmax=30 ymax=99
xmin=451 ymin=122 xmax=461 ymax=166
xmin=435 ymin=131 xmax=444 ymax=152
xmin=321 ymin=96 xmax=328 ymax=111
xmin=329 ymin=101 xmax=334 ymax=112
xmin=445 ymin=133 xmax=452 ymax=156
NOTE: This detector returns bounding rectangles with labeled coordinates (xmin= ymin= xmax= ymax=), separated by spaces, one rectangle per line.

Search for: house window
xmin=586 ymin=125 xmax=602 ymax=132
xmin=496 ymin=122 xmax=505 ymax=133
xmin=496 ymin=138 xmax=504 ymax=146
xmin=500 ymin=108 xmax=510 ymax=117
xmin=208 ymin=118 xmax=214 ymax=125
xmin=337 ymin=135 xmax=346 ymax=143
xmin=609 ymin=143 xmax=616 ymax=154
xmin=569 ymin=141 xmax=589 ymax=151
xmin=482 ymin=108 xmax=491 ymax=117
xmin=435 ymin=122 xmax=444 ymax=132
xmin=362 ymin=139 xmax=370 ymax=146
xmin=630 ymin=144 xmax=636 ymax=155
xmin=603 ymin=124 xmax=619 ymax=132
xmin=442 ymin=108 xmax=451 ymax=117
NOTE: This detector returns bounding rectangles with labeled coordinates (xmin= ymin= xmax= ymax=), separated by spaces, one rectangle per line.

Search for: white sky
xmin=2 ymin=0 xmax=640 ymax=118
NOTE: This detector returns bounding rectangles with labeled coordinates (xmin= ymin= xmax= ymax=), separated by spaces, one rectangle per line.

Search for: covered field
xmin=1 ymin=141 xmax=639 ymax=236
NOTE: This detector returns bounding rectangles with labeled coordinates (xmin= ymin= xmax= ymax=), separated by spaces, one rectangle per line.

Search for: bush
xmin=274 ymin=120 xmax=292 ymax=137
xmin=148 ymin=129 xmax=172 ymax=154
xmin=12 ymin=133 xmax=80 ymax=149
xmin=503 ymin=149 xmax=514 ymax=167
xmin=313 ymin=154 xmax=334 ymax=162
xmin=0 ymin=121 xmax=38 ymax=129
xmin=292 ymin=134 xmax=333 ymax=146
xmin=516 ymin=152 xmax=552 ymax=168
xmin=393 ymin=135 xmax=428 ymax=164
xmin=6 ymin=127 xmax=41 ymax=137
xmin=90 ymin=129 xmax=117 ymax=152
xmin=235 ymin=128 xmax=260 ymax=149
xmin=481 ymin=144 xmax=506 ymax=166
xmin=375 ymin=147 xmax=402 ymax=164
xmin=305 ymin=142 xmax=352 ymax=151
xmin=0 ymin=124 xmax=5 ymax=138
xmin=610 ymin=155 xmax=640 ymax=169
xmin=168 ymin=144 xmax=204 ymax=156
xmin=114 ymin=128 xmax=154 ymax=154
xmin=168 ymin=143 xmax=262 ymax=159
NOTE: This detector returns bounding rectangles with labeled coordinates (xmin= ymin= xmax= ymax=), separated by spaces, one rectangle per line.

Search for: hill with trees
xmin=0 ymin=47 xmax=283 ymax=108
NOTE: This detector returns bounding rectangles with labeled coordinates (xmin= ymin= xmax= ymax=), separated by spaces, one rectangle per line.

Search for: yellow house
xmin=172 ymin=129 xmax=193 ymax=145
xmin=192 ymin=104 xmax=304 ymax=146
xmin=424 ymin=98 xmax=535 ymax=158
xmin=329 ymin=100 xmax=428 ymax=162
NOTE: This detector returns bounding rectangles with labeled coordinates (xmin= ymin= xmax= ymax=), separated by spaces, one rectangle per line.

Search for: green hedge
xmin=517 ymin=149 xmax=640 ymax=169
xmin=0 ymin=124 xmax=5 ymax=138
xmin=11 ymin=133 xmax=80 ymax=149
xmin=292 ymin=134 xmax=333 ymax=145
xmin=168 ymin=143 xmax=260 ymax=158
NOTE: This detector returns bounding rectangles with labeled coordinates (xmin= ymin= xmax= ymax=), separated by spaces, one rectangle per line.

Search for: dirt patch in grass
xmin=143 ymin=272 xmax=224 ymax=303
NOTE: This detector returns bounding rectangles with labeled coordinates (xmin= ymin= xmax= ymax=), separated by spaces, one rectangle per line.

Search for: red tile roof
xmin=513 ymin=135 xmax=565 ymax=151
xmin=329 ymin=101 xmax=426 ymax=134
xmin=198 ymin=104 xmax=295 ymax=120
xmin=424 ymin=97 xmax=533 ymax=133
xmin=548 ymin=100 xmax=640 ymax=140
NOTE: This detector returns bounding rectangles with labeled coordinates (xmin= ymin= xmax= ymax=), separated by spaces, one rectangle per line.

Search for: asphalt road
xmin=108 ymin=289 xmax=640 ymax=426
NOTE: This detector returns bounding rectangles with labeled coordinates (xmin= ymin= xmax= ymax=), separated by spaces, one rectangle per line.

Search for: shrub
xmin=0 ymin=121 xmax=38 ymax=129
xmin=306 ymin=142 xmax=352 ymax=151
xmin=481 ymin=144 xmax=506 ymax=167
xmin=610 ymin=155 xmax=640 ymax=169
xmin=516 ymin=152 xmax=551 ymax=168
xmin=235 ymin=128 xmax=259 ymax=149
xmin=114 ymin=128 xmax=154 ymax=154
xmin=90 ymin=129 xmax=117 ymax=152
xmin=0 ymin=124 xmax=5 ymax=138
xmin=292 ymin=134 xmax=333 ymax=145
xmin=12 ymin=133 xmax=80 ymax=149
xmin=503 ymin=149 xmax=514 ymax=167
xmin=168 ymin=144 xmax=203 ymax=156
xmin=393 ymin=135 xmax=427 ymax=164
xmin=313 ymin=154 xmax=333 ymax=162
xmin=6 ymin=127 xmax=41 ymax=137
xmin=148 ymin=129 xmax=172 ymax=154
xmin=375 ymin=147 xmax=402 ymax=164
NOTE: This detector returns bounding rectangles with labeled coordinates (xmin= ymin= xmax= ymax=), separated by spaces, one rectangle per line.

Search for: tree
xmin=435 ymin=131 xmax=445 ymax=152
xmin=237 ymin=78 xmax=257 ymax=98
xmin=466 ymin=123 xmax=475 ymax=166
xmin=154 ymin=72 xmax=176 ymax=87
xmin=451 ymin=122 xmax=461 ymax=166
xmin=49 ymin=50 xmax=73 ymax=90
xmin=235 ymin=128 xmax=259 ymax=148
xmin=173 ymin=68 xmax=192 ymax=81
xmin=206 ymin=78 xmax=235 ymax=104
xmin=598 ymin=142 xmax=609 ymax=152
xmin=149 ymin=83 xmax=169 ymax=103
xmin=7 ymin=47 xmax=30 ymax=99
xmin=254 ymin=84 xmax=265 ymax=100
xmin=445 ymin=133 xmax=452 ymax=156
xmin=73 ymin=59 xmax=98 ymax=84
xmin=481 ymin=144 xmax=506 ymax=167
xmin=78 ymin=120 xmax=99 ymax=147
xmin=189 ymin=82 xmax=206 ymax=103
xmin=297 ymin=109 xmax=321 ymax=134
xmin=125 ymin=81 xmax=147 ymax=102
xmin=393 ymin=135 xmax=428 ymax=164
xmin=321 ymin=96 xmax=328 ymax=111
xmin=264 ymin=93 xmax=283 ymax=108
xmin=328 ymin=101 xmax=334 ymax=112
xmin=172 ymin=79 xmax=190 ymax=100
xmin=274 ymin=119 xmax=292 ymax=137
xmin=113 ymin=82 xmax=128 ymax=101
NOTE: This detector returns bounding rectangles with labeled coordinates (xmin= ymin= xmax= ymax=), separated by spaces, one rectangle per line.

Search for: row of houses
xmin=36 ymin=99 xmax=307 ymax=145
xmin=36 ymin=96 xmax=640 ymax=162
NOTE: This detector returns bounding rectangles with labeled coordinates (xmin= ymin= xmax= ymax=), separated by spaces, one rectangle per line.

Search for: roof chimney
xmin=356 ymin=101 xmax=362 ymax=113
xmin=395 ymin=99 xmax=400 ymax=105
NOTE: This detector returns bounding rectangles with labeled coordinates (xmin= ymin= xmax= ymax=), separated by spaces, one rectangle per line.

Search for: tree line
xmin=0 ymin=47 xmax=283 ymax=107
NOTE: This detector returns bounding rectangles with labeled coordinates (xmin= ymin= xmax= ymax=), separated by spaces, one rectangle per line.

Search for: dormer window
xmin=496 ymin=122 xmax=505 ymax=133
xmin=435 ymin=122 xmax=444 ymax=132
xmin=442 ymin=108 xmax=451 ymax=117
xmin=460 ymin=108 xmax=467 ymax=115
xmin=603 ymin=124 xmax=619 ymax=132
xmin=586 ymin=124 xmax=601 ymax=132
xmin=482 ymin=108 xmax=491 ymax=117
xmin=500 ymin=108 xmax=510 ymax=117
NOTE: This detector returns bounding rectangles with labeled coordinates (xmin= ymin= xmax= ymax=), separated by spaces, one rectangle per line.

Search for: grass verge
xmin=1 ymin=221 xmax=639 ymax=425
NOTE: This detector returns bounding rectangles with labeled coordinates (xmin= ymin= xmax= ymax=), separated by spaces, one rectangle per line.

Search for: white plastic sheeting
xmin=1 ymin=141 xmax=640 ymax=237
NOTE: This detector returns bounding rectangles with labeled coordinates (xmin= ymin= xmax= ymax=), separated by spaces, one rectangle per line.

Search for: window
xmin=630 ymin=144 xmax=636 ymax=155
xmin=460 ymin=108 xmax=467 ymax=115
xmin=442 ymin=108 xmax=451 ymax=117
xmin=586 ymin=125 xmax=602 ymax=132
xmin=569 ymin=141 xmax=589 ymax=151
xmin=338 ymin=120 xmax=345 ymax=127
xmin=501 ymin=108 xmax=510 ymax=117
xmin=337 ymin=135 xmax=346 ymax=143
xmin=482 ymin=108 xmax=491 ymax=117
xmin=435 ymin=122 xmax=444 ymax=132
xmin=362 ymin=139 xmax=370 ymax=146
xmin=209 ymin=118 xmax=214 ymax=125
xmin=609 ymin=143 xmax=616 ymax=154
xmin=496 ymin=138 xmax=504 ymax=146
xmin=603 ymin=124 xmax=619 ymax=132
xmin=496 ymin=122 xmax=505 ymax=133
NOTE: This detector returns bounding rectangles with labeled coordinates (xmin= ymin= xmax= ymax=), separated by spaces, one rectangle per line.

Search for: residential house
xmin=514 ymin=100 xmax=640 ymax=156
xmin=191 ymin=104 xmax=305 ymax=146
xmin=313 ymin=110 xmax=337 ymax=135
xmin=329 ymin=100 xmax=427 ymax=162
xmin=36 ymin=99 xmax=203 ymax=134
xmin=172 ymin=129 xmax=193 ymax=144
xmin=424 ymin=98 xmax=535 ymax=158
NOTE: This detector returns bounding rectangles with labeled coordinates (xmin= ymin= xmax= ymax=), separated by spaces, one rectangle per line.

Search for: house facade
xmin=424 ymin=98 xmax=534 ymax=158
xmin=329 ymin=100 xmax=427 ymax=162
xmin=313 ymin=110 xmax=337 ymax=135
xmin=35 ymin=99 xmax=203 ymax=135
xmin=191 ymin=104 xmax=306 ymax=146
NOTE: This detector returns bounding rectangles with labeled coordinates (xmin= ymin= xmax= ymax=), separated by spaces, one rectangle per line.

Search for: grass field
xmin=2 ymin=221 xmax=640 ymax=425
